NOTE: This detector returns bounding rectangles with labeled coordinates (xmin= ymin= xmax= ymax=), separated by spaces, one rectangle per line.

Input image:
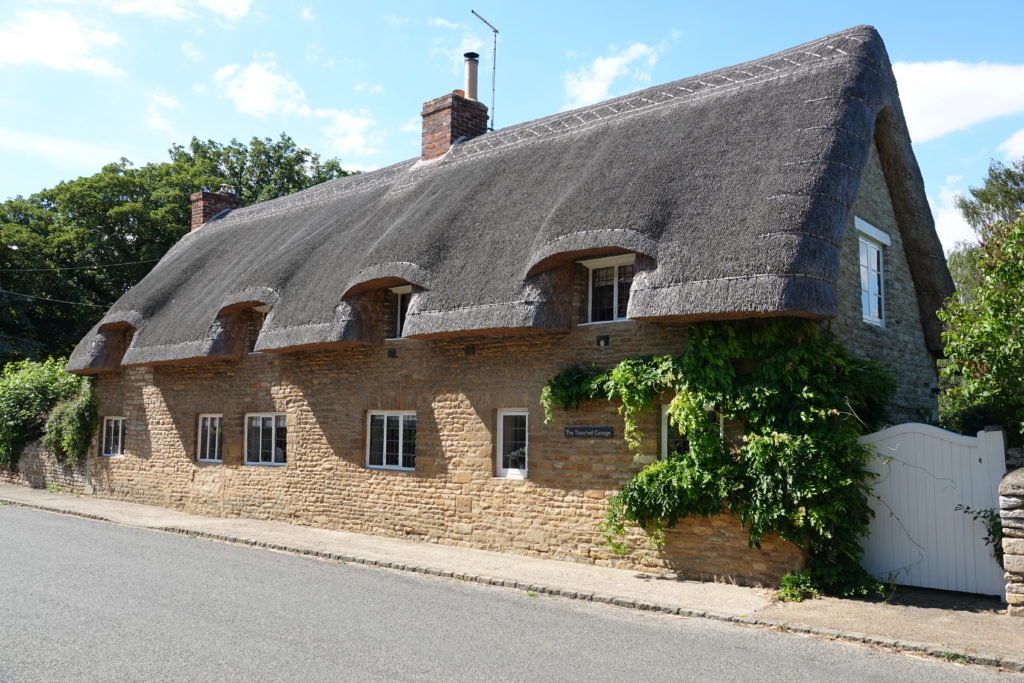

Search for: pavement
xmin=2 ymin=481 xmax=1021 ymax=674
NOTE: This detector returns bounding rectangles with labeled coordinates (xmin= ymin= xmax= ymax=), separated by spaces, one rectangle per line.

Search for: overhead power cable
xmin=0 ymin=288 xmax=109 ymax=308
xmin=0 ymin=258 xmax=160 ymax=273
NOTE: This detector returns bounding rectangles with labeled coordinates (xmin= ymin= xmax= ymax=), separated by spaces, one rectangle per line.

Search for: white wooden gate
xmin=859 ymin=423 xmax=1005 ymax=596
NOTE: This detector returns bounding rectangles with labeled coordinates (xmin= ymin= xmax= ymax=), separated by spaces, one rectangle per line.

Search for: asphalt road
xmin=0 ymin=504 xmax=1014 ymax=682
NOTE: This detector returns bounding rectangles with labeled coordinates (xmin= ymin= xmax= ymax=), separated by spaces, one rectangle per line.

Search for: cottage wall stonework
xmin=830 ymin=141 xmax=939 ymax=423
xmin=80 ymin=320 xmax=802 ymax=585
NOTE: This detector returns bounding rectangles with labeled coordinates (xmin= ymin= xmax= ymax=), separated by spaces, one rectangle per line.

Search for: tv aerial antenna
xmin=471 ymin=9 xmax=499 ymax=130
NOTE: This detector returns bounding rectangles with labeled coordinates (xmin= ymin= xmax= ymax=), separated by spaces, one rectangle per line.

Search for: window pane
xmin=213 ymin=418 xmax=222 ymax=460
xmin=590 ymin=267 xmax=615 ymax=321
xmin=274 ymin=415 xmax=287 ymax=464
xmin=199 ymin=417 xmax=209 ymax=459
xmin=247 ymin=416 xmax=261 ymax=463
xmin=104 ymin=420 xmax=112 ymax=454
xmin=402 ymin=416 xmax=416 ymax=469
xmin=260 ymin=416 xmax=272 ymax=463
xmin=616 ymin=264 xmax=633 ymax=319
xmin=502 ymin=414 xmax=527 ymax=471
xmin=385 ymin=415 xmax=400 ymax=466
xmin=369 ymin=415 xmax=384 ymax=466
xmin=397 ymin=292 xmax=410 ymax=338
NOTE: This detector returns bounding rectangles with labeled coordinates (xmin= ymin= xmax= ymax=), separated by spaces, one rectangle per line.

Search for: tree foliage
xmin=0 ymin=358 xmax=86 ymax=468
xmin=541 ymin=320 xmax=895 ymax=596
xmin=955 ymin=158 xmax=1024 ymax=232
xmin=0 ymin=134 xmax=351 ymax=364
xmin=939 ymin=214 xmax=1024 ymax=441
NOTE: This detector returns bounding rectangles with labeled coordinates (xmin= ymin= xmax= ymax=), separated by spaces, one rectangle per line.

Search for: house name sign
xmin=563 ymin=426 xmax=614 ymax=439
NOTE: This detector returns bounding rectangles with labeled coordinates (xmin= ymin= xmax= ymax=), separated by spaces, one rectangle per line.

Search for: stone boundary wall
xmin=1001 ymin=468 xmax=1024 ymax=616
xmin=0 ymin=441 xmax=89 ymax=494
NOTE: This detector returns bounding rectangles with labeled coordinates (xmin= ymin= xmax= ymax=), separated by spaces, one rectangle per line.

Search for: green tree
xmin=0 ymin=134 xmax=351 ymax=364
xmin=939 ymin=214 xmax=1024 ymax=441
xmin=955 ymin=158 xmax=1024 ymax=232
xmin=945 ymin=241 xmax=983 ymax=305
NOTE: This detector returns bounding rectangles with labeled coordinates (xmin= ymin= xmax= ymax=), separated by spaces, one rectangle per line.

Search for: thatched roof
xmin=68 ymin=25 xmax=952 ymax=373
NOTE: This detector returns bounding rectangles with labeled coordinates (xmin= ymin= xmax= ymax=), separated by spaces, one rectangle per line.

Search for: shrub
xmin=42 ymin=382 xmax=97 ymax=466
xmin=0 ymin=358 xmax=87 ymax=468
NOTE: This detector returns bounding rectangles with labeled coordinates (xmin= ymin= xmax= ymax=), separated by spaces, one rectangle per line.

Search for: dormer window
xmin=582 ymin=254 xmax=635 ymax=323
xmin=855 ymin=217 xmax=890 ymax=327
xmin=387 ymin=285 xmax=413 ymax=339
xmin=245 ymin=305 xmax=269 ymax=352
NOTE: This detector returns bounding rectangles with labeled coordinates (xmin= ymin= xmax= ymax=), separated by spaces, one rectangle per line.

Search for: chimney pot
xmin=463 ymin=52 xmax=480 ymax=102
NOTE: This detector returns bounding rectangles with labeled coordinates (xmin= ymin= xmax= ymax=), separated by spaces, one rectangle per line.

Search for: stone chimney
xmin=190 ymin=185 xmax=242 ymax=231
xmin=421 ymin=52 xmax=489 ymax=161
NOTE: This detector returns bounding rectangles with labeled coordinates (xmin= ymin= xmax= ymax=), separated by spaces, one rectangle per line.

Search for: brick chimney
xmin=190 ymin=185 xmax=242 ymax=231
xmin=421 ymin=53 xmax=489 ymax=161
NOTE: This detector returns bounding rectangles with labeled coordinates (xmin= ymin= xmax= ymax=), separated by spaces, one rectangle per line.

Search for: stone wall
xmin=1001 ymin=468 xmax=1024 ymax=616
xmin=83 ymin=319 xmax=803 ymax=585
xmin=0 ymin=441 xmax=89 ymax=494
xmin=830 ymin=140 xmax=939 ymax=423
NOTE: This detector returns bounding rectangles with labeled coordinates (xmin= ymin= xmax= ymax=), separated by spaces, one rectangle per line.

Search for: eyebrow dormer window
xmin=581 ymin=254 xmax=635 ymax=323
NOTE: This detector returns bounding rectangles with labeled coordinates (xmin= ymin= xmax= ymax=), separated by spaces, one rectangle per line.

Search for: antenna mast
xmin=471 ymin=9 xmax=499 ymax=130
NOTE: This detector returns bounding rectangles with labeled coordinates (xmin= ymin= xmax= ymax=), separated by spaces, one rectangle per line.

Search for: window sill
xmin=862 ymin=317 xmax=886 ymax=329
xmin=496 ymin=473 xmax=528 ymax=480
xmin=367 ymin=465 xmax=416 ymax=472
xmin=196 ymin=459 xmax=223 ymax=464
xmin=99 ymin=453 xmax=124 ymax=458
xmin=577 ymin=319 xmax=631 ymax=327
xmin=243 ymin=462 xmax=287 ymax=467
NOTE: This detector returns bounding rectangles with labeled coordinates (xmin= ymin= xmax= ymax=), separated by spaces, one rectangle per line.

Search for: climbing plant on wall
xmin=540 ymin=320 xmax=895 ymax=596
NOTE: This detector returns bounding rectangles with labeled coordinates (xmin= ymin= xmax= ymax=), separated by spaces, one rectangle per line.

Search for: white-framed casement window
xmin=855 ymin=217 xmax=890 ymax=327
xmin=101 ymin=417 xmax=125 ymax=456
xmin=387 ymin=285 xmax=413 ymax=339
xmin=660 ymin=406 xmax=689 ymax=460
xmin=366 ymin=411 xmax=416 ymax=470
xmin=196 ymin=414 xmax=223 ymax=463
xmin=244 ymin=413 xmax=287 ymax=465
xmin=496 ymin=410 xmax=528 ymax=478
xmin=581 ymin=254 xmax=636 ymax=323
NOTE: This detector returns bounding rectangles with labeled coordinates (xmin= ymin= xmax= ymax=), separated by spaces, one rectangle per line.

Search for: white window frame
xmin=366 ymin=410 xmax=417 ymax=471
xmin=101 ymin=416 xmax=125 ymax=457
xmin=196 ymin=414 xmax=223 ymax=463
xmin=855 ymin=217 xmax=890 ymax=328
xmin=580 ymin=253 xmax=636 ymax=324
xmin=660 ymin=404 xmax=724 ymax=460
xmin=496 ymin=409 xmax=528 ymax=479
xmin=244 ymin=412 xmax=287 ymax=466
xmin=386 ymin=285 xmax=413 ymax=340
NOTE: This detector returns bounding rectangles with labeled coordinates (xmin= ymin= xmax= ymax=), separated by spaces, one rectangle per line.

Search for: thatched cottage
xmin=61 ymin=25 xmax=951 ymax=584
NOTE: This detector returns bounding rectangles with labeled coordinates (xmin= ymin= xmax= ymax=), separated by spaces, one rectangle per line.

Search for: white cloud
xmin=928 ymin=175 xmax=977 ymax=253
xmin=563 ymin=43 xmax=658 ymax=110
xmin=109 ymin=0 xmax=189 ymax=19
xmin=181 ymin=41 xmax=204 ymax=62
xmin=214 ymin=58 xmax=381 ymax=158
xmin=428 ymin=18 xmax=460 ymax=29
xmin=145 ymin=91 xmax=181 ymax=132
xmin=998 ymin=128 xmax=1024 ymax=160
xmin=354 ymin=82 xmax=384 ymax=94
xmin=0 ymin=127 xmax=120 ymax=170
xmin=893 ymin=61 xmax=1024 ymax=142
xmin=0 ymin=10 xmax=123 ymax=77
xmin=400 ymin=116 xmax=420 ymax=133
xmin=301 ymin=6 xmax=314 ymax=21
xmin=433 ymin=35 xmax=485 ymax=74
xmin=196 ymin=0 xmax=252 ymax=21
xmin=384 ymin=15 xmax=413 ymax=25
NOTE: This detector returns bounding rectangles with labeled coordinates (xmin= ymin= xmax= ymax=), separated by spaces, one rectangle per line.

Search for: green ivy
xmin=540 ymin=320 xmax=895 ymax=596
xmin=42 ymin=382 xmax=98 ymax=467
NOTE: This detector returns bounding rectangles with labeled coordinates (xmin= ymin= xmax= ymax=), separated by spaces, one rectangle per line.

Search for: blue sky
xmin=1 ymin=1 xmax=1023 ymax=253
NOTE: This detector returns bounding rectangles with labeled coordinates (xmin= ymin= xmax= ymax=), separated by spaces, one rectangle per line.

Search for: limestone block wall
xmin=0 ymin=441 xmax=89 ymax=493
xmin=1001 ymin=468 xmax=1024 ymax=616
xmin=830 ymin=141 xmax=939 ymax=423
xmin=85 ymin=319 xmax=803 ymax=585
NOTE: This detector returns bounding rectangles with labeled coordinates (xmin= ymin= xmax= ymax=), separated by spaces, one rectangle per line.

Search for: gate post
xmin=1001 ymin=468 xmax=1024 ymax=616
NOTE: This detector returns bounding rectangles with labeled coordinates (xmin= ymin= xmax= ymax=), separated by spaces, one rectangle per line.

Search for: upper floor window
xmin=102 ymin=417 xmax=125 ymax=456
xmin=855 ymin=217 xmax=890 ymax=327
xmin=582 ymin=254 xmax=635 ymax=323
xmin=367 ymin=411 xmax=416 ymax=470
xmin=387 ymin=285 xmax=413 ymax=339
xmin=245 ymin=413 xmax=286 ymax=465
